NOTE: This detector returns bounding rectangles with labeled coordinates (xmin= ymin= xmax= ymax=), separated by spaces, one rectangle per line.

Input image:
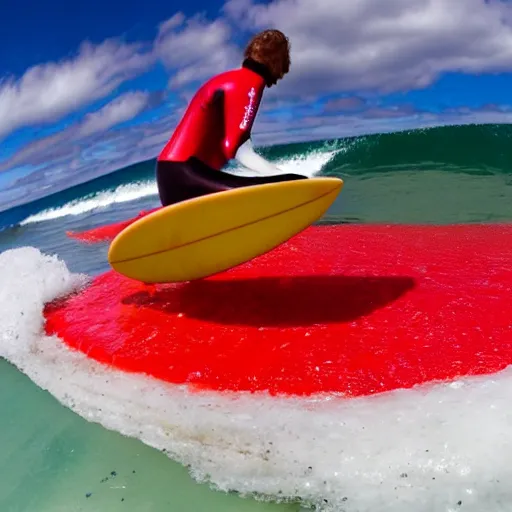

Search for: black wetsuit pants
xmin=156 ymin=157 xmax=307 ymax=207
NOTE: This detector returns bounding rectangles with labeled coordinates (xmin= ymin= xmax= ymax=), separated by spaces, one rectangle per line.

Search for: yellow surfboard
xmin=107 ymin=177 xmax=343 ymax=283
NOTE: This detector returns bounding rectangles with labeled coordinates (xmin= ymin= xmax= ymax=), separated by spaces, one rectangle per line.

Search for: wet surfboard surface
xmin=45 ymin=224 xmax=512 ymax=398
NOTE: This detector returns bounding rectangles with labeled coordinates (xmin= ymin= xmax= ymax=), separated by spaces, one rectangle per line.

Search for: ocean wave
xmin=323 ymin=123 xmax=512 ymax=175
xmin=19 ymin=181 xmax=158 ymax=226
xmin=18 ymin=148 xmax=338 ymax=226
xmin=9 ymin=122 xmax=512 ymax=229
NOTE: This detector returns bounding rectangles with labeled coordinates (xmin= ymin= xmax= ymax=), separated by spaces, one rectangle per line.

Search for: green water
xmin=325 ymin=169 xmax=512 ymax=224
xmin=0 ymin=360 xmax=300 ymax=512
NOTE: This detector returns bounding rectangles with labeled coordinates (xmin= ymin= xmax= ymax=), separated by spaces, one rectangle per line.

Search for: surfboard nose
xmin=251 ymin=176 xmax=343 ymax=209
xmin=304 ymin=176 xmax=343 ymax=198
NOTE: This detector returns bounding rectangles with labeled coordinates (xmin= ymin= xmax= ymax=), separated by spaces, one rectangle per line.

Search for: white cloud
xmin=224 ymin=0 xmax=512 ymax=95
xmin=0 ymin=91 xmax=153 ymax=171
xmin=154 ymin=12 xmax=240 ymax=88
xmin=5 ymin=0 xmax=512 ymax=189
xmin=252 ymin=105 xmax=512 ymax=146
xmin=4 ymin=0 xmax=512 ymax=146
xmin=78 ymin=91 xmax=150 ymax=137
xmin=0 ymin=39 xmax=154 ymax=141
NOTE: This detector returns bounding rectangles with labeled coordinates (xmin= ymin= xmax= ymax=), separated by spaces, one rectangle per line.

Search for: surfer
xmin=155 ymin=29 xmax=307 ymax=206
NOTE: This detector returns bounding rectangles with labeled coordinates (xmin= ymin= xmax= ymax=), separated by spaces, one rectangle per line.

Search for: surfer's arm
xmin=233 ymin=138 xmax=282 ymax=176
xmin=216 ymin=85 xmax=276 ymax=173
xmin=219 ymin=87 xmax=281 ymax=175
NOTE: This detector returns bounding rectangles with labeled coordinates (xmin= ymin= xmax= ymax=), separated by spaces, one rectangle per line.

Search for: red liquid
xmin=45 ymin=224 xmax=512 ymax=398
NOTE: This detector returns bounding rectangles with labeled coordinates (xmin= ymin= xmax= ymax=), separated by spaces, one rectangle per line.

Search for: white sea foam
xmin=19 ymin=148 xmax=338 ymax=226
xmin=225 ymin=149 xmax=338 ymax=179
xmin=19 ymin=181 xmax=157 ymax=225
xmin=3 ymin=246 xmax=511 ymax=511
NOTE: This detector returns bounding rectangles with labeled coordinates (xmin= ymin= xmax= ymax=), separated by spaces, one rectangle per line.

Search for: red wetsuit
xmin=158 ymin=62 xmax=264 ymax=170
xmin=155 ymin=58 xmax=305 ymax=206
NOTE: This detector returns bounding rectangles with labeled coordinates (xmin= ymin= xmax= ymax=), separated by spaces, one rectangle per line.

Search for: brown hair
xmin=244 ymin=29 xmax=291 ymax=83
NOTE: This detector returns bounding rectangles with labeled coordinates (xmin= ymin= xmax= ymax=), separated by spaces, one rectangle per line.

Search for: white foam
xmin=18 ymin=147 xmax=338 ymax=226
xmin=3 ymin=246 xmax=511 ymax=511
xmin=19 ymin=181 xmax=158 ymax=226
xmin=226 ymin=148 xmax=338 ymax=179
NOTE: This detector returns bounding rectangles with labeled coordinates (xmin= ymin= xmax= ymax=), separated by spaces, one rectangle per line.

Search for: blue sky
xmin=2 ymin=0 xmax=512 ymax=208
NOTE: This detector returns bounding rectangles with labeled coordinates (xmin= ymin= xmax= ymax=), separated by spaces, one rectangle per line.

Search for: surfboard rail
xmin=107 ymin=177 xmax=343 ymax=283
